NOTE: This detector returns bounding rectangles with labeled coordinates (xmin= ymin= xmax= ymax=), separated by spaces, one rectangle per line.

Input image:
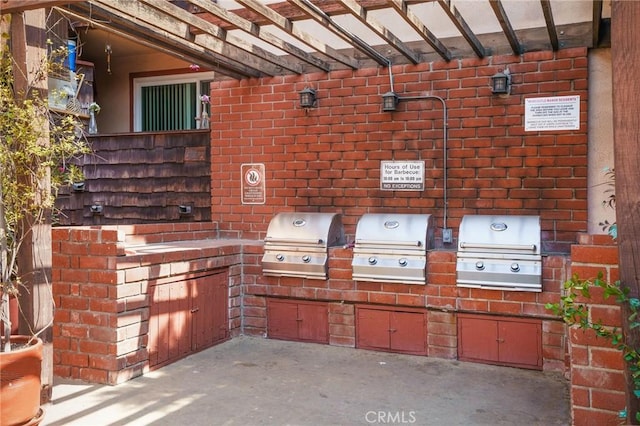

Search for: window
xmin=133 ymin=72 xmax=213 ymax=132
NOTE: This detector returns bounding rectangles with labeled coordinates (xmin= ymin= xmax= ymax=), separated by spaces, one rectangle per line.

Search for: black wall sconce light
xmin=382 ymin=91 xmax=400 ymax=112
xmin=299 ymin=87 xmax=317 ymax=108
xmin=491 ymin=68 xmax=511 ymax=95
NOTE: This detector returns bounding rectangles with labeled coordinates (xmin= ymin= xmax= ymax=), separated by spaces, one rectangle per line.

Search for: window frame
xmin=132 ymin=72 xmax=215 ymax=132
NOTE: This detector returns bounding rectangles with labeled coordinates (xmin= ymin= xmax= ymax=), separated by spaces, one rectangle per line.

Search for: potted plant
xmin=0 ymin=25 xmax=90 ymax=425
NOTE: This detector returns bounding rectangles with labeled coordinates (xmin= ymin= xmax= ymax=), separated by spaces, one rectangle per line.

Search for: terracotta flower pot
xmin=0 ymin=336 xmax=44 ymax=426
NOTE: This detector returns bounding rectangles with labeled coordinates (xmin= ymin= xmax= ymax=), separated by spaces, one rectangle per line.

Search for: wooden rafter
xmin=140 ymin=0 xmax=303 ymax=74
xmin=187 ymin=0 xmax=332 ymax=72
xmin=339 ymin=0 xmax=420 ymax=64
xmin=65 ymin=1 xmax=262 ymax=78
xmin=235 ymin=0 xmax=360 ymax=69
xmin=489 ymin=0 xmax=522 ymax=55
xmin=54 ymin=6 xmax=252 ymax=79
xmin=540 ymin=0 xmax=559 ymax=51
xmin=388 ymin=0 xmax=452 ymax=61
xmin=0 ymin=0 xmax=83 ymax=14
xmin=592 ymin=0 xmax=603 ymax=47
xmin=287 ymin=0 xmax=388 ymax=66
xmin=437 ymin=0 xmax=485 ymax=58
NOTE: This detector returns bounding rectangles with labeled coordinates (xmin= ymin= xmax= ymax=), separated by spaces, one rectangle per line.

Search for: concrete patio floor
xmin=42 ymin=336 xmax=570 ymax=426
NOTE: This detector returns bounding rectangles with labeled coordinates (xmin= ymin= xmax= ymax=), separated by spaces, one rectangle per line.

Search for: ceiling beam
xmin=140 ymin=0 xmax=303 ymax=74
xmin=339 ymin=0 xmax=420 ymax=64
xmin=54 ymin=6 xmax=254 ymax=79
xmin=592 ymin=0 xmax=603 ymax=47
xmin=287 ymin=0 xmax=388 ymax=66
xmin=388 ymin=0 xmax=452 ymax=61
xmin=235 ymin=0 xmax=360 ymax=69
xmin=437 ymin=0 xmax=486 ymax=58
xmin=540 ymin=0 xmax=559 ymax=51
xmin=0 ymin=0 xmax=83 ymax=14
xmin=187 ymin=0 xmax=332 ymax=72
xmin=63 ymin=1 xmax=262 ymax=78
xmin=89 ymin=0 xmax=279 ymax=77
xmin=489 ymin=0 xmax=522 ymax=55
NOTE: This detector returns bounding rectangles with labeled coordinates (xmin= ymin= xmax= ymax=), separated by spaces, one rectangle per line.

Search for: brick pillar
xmin=569 ymin=234 xmax=624 ymax=425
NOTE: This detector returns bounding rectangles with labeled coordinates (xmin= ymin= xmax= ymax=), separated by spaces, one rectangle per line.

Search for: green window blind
xmin=141 ymin=82 xmax=196 ymax=131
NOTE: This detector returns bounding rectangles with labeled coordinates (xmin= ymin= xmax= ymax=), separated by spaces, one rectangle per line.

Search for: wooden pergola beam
xmin=236 ymin=0 xmax=359 ymax=69
xmin=0 ymin=0 xmax=82 ymax=14
xmin=339 ymin=0 xmax=420 ymax=64
xmin=540 ymin=0 xmax=559 ymax=51
xmin=187 ymin=0 xmax=332 ymax=72
xmin=388 ymin=0 xmax=452 ymax=61
xmin=437 ymin=0 xmax=486 ymax=58
xmin=489 ymin=0 xmax=522 ymax=55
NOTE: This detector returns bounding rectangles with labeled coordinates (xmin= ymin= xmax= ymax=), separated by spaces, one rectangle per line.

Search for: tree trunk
xmin=10 ymin=9 xmax=54 ymax=403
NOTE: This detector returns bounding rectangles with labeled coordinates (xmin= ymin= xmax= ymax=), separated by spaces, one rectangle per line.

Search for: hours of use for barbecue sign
xmin=380 ymin=161 xmax=425 ymax=191
xmin=241 ymin=163 xmax=265 ymax=204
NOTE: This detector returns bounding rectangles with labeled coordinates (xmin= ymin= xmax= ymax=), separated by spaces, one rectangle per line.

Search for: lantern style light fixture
xmin=382 ymin=91 xmax=400 ymax=112
xmin=299 ymin=87 xmax=317 ymax=108
xmin=491 ymin=68 xmax=511 ymax=95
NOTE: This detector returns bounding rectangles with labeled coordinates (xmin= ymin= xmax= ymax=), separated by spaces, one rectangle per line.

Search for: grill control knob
xmin=302 ymin=255 xmax=311 ymax=263
xmin=510 ymin=263 xmax=520 ymax=272
xmin=276 ymin=254 xmax=285 ymax=262
xmin=475 ymin=261 xmax=485 ymax=271
xmin=398 ymin=258 xmax=408 ymax=267
xmin=368 ymin=257 xmax=377 ymax=265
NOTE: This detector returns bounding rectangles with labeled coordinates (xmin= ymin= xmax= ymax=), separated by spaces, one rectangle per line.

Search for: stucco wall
xmin=587 ymin=49 xmax=616 ymax=235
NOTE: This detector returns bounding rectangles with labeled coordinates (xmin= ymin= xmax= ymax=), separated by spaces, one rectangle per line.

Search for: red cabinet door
xmin=149 ymin=271 xmax=229 ymax=369
xmin=268 ymin=300 xmax=302 ymax=341
xmin=357 ymin=306 xmax=427 ymax=355
xmin=390 ymin=311 xmax=426 ymax=355
xmin=499 ymin=319 xmax=542 ymax=368
xmin=148 ymin=280 xmax=191 ymax=368
xmin=298 ymin=303 xmax=329 ymax=343
xmin=457 ymin=314 xmax=542 ymax=370
xmin=458 ymin=316 xmax=499 ymax=363
xmin=357 ymin=308 xmax=390 ymax=350
xmin=267 ymin=299 xmax=328 ymax=343
xmin=191 ymin=271 xmax=229 ymax=351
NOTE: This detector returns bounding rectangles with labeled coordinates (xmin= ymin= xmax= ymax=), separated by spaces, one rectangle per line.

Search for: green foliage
xmin=546 ymin=272 xmax=640 ymax=422
xmin=598 ymin=167 xmax=617 ymax=239
xmin=0 ymin=32 xmax=90 ymax=349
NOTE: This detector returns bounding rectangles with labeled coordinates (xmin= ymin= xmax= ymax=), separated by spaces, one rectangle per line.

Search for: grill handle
xmin=459 ymin=242 xmax=536 ymax=251
xmin=355 ymin=239 xmax=422 ymax=247
xmin=265 ymin=237 xmax=323 ymax=244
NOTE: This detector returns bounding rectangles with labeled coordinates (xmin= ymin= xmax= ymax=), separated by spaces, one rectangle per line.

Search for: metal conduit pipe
xmin=388 ymin=93 xmax=450 ymax=242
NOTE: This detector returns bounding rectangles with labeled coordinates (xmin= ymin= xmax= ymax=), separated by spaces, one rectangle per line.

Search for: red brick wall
xmin=210 ymin=48 xmax=588 ymax=252
xmin=568 ymin=234 xmax=624 ymax=426
xmin=52 ymin=223 xmax=255 ymax=384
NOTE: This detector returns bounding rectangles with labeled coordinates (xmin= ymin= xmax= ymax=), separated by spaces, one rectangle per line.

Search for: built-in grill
xmin=262 ymin=212 xmax=345 ymax=280
xmin=352 ymin=213 xmax=434 ymax=284
xmin=456 ymin=215 xmax=542 ymax=292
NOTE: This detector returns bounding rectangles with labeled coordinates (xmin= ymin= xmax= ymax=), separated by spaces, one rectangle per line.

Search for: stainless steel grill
xmin=352 ymin=213 xmax=434 ymax=284
xmin=456 ymin=215 xmax=542 ymax=292
xmin=262 ymin=212 xmax=345 ymax=280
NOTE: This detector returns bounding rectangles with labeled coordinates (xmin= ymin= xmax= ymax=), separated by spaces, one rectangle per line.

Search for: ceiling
xmin=50 ymin=0 xmax=610 ymax=80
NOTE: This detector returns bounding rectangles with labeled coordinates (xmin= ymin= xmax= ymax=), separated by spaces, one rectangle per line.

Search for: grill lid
xmin=262 ymin=212 xmax=345 ymax=280
xmin=264 ymin=212 xmax=345 ymax=248
xmin=352 ymin=213 xmax=433 ymax=285
xmin=457 ymin=215 xmax=541 ymax=256
xmin=354 ymin=213 xmax=434 ymax=251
